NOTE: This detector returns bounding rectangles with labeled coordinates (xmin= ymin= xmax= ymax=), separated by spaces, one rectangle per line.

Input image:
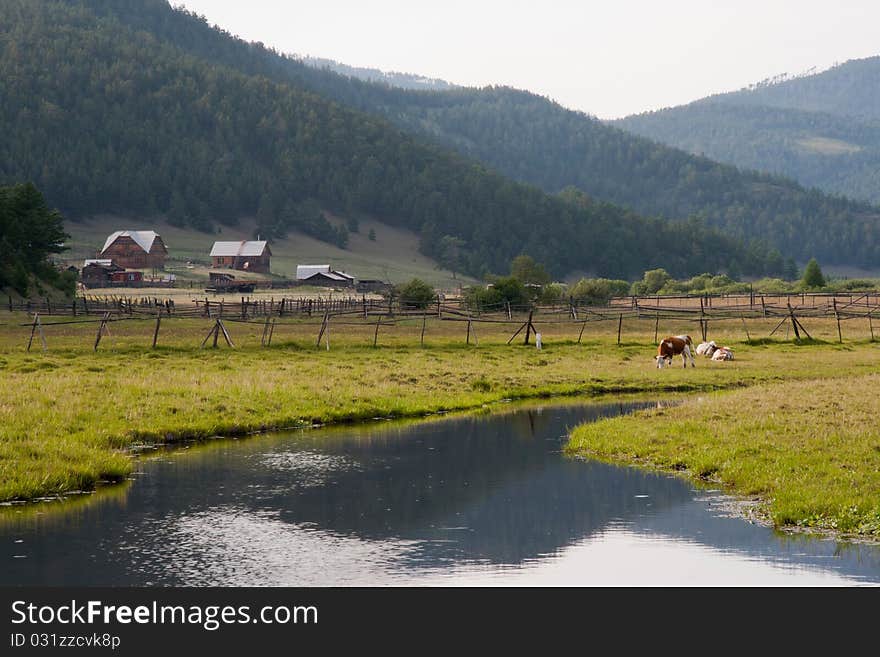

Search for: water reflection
xmin=1 ymin=401 xmax=878 ymax=585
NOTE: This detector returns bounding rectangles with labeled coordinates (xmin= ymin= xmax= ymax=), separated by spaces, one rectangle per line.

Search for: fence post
xmin=833 ymin=299 xmax=842 ymax=343
xmin=524 ymin=310 xmax=534 ymax=345
xmin=27 ymin=313 xmax=39 ymax=352
xmin=94 ymin=312 xmax=110 ymax=351
xmin=152 ymin=312 xmax=161 ymax=348
xmin=617 ymin=314 xmax=623 ymax=345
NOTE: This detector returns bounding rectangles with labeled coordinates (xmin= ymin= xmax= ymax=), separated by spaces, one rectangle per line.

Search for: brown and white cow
xmin=711 ymin=346 xmax=735 ymax=361
xmin=656 ymin=335 xmax=695 ymax=369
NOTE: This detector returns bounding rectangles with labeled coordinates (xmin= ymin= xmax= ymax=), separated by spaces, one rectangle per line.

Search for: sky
xmin=176 ymin=1 xmax=880 ymax=119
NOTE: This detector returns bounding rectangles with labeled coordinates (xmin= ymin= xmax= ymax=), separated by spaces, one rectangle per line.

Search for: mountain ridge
xmin=616 ymin=56 xmax=880 ymax=205
xmin=0 ymin=0 xmax=768 ymax=280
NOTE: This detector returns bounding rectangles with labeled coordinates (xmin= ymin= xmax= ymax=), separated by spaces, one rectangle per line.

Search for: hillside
xmin=0 ymin=0 xmax=767 ymax=281
xmin=617 ymin=57 xmax=880 ymax=204
xmin=62 ymin=216 xmax=474 ymax=289
xmin=696 ymin=57 xmax=880 ymax=121
xmin=57 ymin=0 xmax=880 ymax=268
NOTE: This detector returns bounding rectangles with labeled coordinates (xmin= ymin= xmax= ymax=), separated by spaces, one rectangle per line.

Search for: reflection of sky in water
xmin=110 ymin=507 xmax=867 ymax=587
xmin=1 ymin=401 xmax=879 ymax=586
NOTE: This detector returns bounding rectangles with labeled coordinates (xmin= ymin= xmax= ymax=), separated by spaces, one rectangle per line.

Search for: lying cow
xmin=696 ymin=340 xmax=718 ymax=357
xmin=656 ymin=335 xmax=695 ymax=369
xmin=711 ymin=346 xmax=734 ymax=361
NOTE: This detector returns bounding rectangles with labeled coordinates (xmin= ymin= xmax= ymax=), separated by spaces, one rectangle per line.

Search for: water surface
xmin=2 ymin=401 xmax=878 ymax=586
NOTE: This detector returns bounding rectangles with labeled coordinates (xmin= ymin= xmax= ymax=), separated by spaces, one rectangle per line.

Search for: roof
xmin=296 ymin=264 xmax=331 ymax=280
xmin=101 ymin=231 xmax=161 ymax=254
xmin=304 ymin=271 xmax=349 ymax=282
xmin=210 ymin=241 xmax=269 ymax=257
xmin=83 ymin=259 xmax=114 ymax=267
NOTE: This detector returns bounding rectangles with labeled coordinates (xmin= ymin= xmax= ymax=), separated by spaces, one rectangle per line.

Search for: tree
xmin=0 ymin=182 xmax=69 ymax=296
xmin=368 ymin=228 xmax=376 ymax=241
xmin=570 ymin=278 xmax=630 ymax=305
xmin=783 ymin=258 xmax=799 ymax=281
xmin=510 ymin=254 xmax=550 ymax=285
xmin=801 ymin=258 xmax=826 ymax=288
xmin=632 ymin=268 xmax=672 ymax=295
xmin=437 ymin=235 xmax=466 ymax=278
xmin=395 ymin=278 xmax=435 ymax=309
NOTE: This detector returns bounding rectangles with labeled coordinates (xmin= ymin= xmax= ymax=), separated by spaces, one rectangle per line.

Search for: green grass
xmin=0 ymin=310 xmax=878 ymax=541
xmin=566 ymin=373 xmax=880 ymax=539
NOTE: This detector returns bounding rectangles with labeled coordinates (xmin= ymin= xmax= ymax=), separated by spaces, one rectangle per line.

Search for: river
xmin=2 ymin=400 xmax=878 ymax=585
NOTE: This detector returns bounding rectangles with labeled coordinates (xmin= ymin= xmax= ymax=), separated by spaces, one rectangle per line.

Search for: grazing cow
xmin=711 ymin=346 xmax=734 ymax=361
xmin=696 ymin=340 xmax=718 ymax=357
xmin=656 ymin=335 xmax=695 ymax=369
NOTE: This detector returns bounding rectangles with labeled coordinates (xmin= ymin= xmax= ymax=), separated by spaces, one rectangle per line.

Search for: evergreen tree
xmin=0 ymin=182 xmax=69 ymax=295
xmin=801 ymin=258 xmax=826 ymax=288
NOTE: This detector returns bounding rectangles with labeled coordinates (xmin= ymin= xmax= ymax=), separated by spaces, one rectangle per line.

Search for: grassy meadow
xmin=0 ymin=308 xmax=878 ymax=540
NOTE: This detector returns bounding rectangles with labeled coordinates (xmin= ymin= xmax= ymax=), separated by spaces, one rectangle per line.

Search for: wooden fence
xmin=3 ymin=291 xmax=879 ymax=352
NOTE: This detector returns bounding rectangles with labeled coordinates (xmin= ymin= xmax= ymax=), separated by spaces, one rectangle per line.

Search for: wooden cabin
xmin=210 ymin=241 xmax=271 ymax=273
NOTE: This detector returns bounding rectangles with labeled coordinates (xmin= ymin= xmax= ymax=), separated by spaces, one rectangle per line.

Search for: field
xmin=1 ymin=303 xmax=879 ymax=543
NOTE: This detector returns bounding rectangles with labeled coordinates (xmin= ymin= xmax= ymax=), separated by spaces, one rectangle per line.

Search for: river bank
xmin=566 ymin=372 xmax=880 ymax=539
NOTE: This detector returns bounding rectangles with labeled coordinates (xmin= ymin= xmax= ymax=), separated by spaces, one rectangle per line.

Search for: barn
xmin=296 ymin=265 xmax=355 ymax=287
xmin=210 ymin=241 xmax=271 ymax=273
xmin=301 ymin=271 xmax=355 ymax=287
xmin=100 ymin=231 xmax=168 ymax=269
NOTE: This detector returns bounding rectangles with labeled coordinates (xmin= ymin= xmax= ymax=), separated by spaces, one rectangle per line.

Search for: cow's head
xmin=656 ymin=354 xmax=672 ymax=369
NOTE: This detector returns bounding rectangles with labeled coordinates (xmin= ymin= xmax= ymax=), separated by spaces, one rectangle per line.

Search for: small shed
xmin=301 ymin=271 xmax=355 ymax=288
xmin=110 ymin=271 xmax=143 ymax=285
xmin=296 ymin=264 xmax=332 ymax=280
xmin=210 ymin=241 xmax=271 ymax=273
xmin=208 ymin=271 xmax=255 ymax=293
xmin=356 ymin=279 xmax=392 ymax=294
xmin=81 ymin=260 xmax=123 ymax=288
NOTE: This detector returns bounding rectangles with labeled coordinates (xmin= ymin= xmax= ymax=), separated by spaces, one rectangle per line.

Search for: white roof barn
xmin=101 ymin=230 xmax=161 ymax=254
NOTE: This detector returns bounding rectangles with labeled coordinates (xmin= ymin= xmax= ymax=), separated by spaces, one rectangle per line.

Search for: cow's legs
xmin=682 ymin=346 xmax=694 ymax=368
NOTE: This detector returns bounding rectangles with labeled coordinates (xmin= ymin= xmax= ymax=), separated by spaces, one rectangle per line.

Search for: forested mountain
xmin=301 ymin=57 xmax=457 ymax=92
xmin=696 ymin=57 xmax=880 ymax=121
xmin=0 ymin=0 xmax=769 ymax=280
xmin=617 ymin=57 xmax=880 ymax=205
xmin=52 ymin=0 xmax=880 ymax=268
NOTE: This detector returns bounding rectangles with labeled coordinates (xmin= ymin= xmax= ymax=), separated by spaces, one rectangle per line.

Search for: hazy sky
xmin=176 ymin=1 xmax=880 ymax=119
